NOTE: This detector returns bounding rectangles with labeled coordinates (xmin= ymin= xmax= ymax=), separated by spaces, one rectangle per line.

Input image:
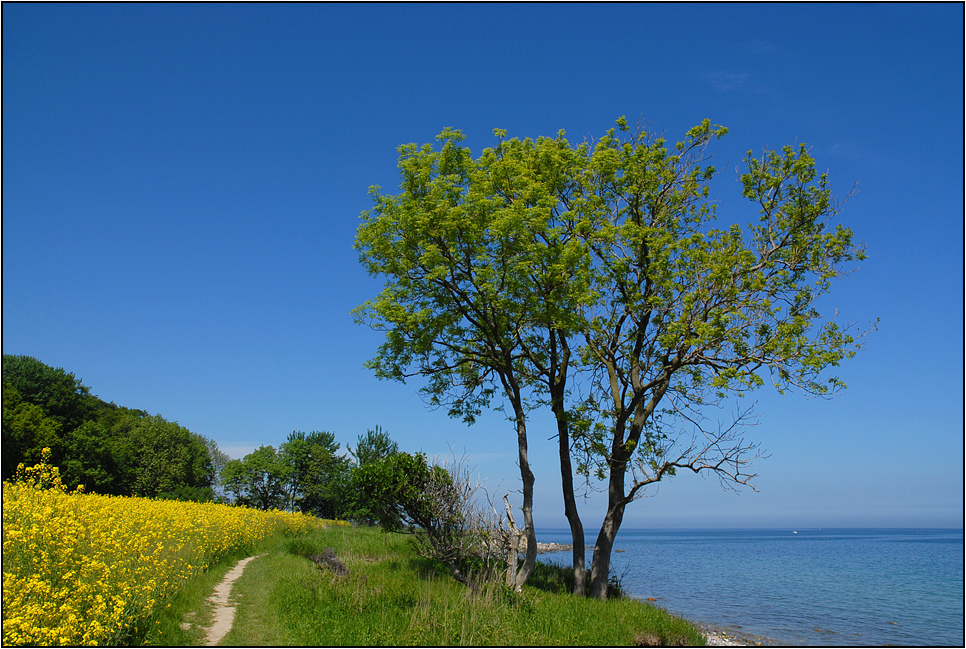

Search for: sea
xmin=535 ymin=528 xmax=964 ymax=646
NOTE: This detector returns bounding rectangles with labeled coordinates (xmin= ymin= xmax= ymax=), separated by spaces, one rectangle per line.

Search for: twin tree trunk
xmin=587 ymin=376 xmax=670 ymax=599
xmin=543 ymin=330 xmax=587 ymax=596
xmin=589 ymin=464 xmax=629 ymax=600
xmin=357 ymin=124 xmax=857 ymax=603
xmin=511 ymin=399 xmax=538 ymax=589
xmin=551 ymin=393 xmax=586 ymax=596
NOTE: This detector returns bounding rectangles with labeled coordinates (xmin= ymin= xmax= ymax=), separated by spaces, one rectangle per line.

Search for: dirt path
xmin=194 ymin=554 xmax=264 ymax=646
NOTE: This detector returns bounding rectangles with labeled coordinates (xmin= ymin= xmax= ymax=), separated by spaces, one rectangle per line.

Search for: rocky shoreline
xmin=533 ymin=541 xmax=627 ymax=554
xmin=700 ymin=624 xmax=779 ymax=646
xmin=699 ymin=626 xmax=761 ymax=646
xmin=702 ymin=630 xmax=745 ymax=646
xmin=533 ymin=542 xmax=575 ymax=554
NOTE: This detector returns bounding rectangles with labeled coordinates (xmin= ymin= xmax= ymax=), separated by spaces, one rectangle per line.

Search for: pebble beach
xmin=699 ymin=625 xmax=769 ymax=646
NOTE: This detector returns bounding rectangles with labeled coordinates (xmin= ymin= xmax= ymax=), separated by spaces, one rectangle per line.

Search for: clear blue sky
xmin=3 ymin=3 xmax=963 ymax=530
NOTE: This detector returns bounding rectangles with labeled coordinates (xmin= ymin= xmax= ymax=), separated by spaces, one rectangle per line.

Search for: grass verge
xmin=214 ymin=525 xmax=707 ymax=646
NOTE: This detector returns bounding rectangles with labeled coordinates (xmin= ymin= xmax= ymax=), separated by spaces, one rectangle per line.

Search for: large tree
xmin=120 ymin=414 xmax=215 ymax=501
xmin=355 ymin=118 xmax=870 ymax=598
xmin=221 ymin=445 xmax=290 ymax=510
xmin=280 ymin=430 xmax=351 ymax=518
xmin=568 ymin=118 xmax=870 ymax=598
xmin=354 ymin=129 xmax=567 ymax=587
xmin=474 ymin=130 xmax=600 ymax=594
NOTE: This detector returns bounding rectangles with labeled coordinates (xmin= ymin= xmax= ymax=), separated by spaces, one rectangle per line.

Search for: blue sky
xmin=3 ymin=3 xmax=963 ymax=530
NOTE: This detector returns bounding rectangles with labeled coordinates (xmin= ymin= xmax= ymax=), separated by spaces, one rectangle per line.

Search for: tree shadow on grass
xmin=407 ymin=555 xmax=450 ymax=581
xmin=527 ymin=561 xmax=630 ymax=598
xmin=407 ymin=554 xmax=629 ymax=601
xmin=526 ymin=561 xmax=577 ymax=594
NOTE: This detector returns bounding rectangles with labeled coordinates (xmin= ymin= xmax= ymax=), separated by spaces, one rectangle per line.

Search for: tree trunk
xmin=589 ymin=459 xmax=628 ymax=600
xmin=503 ymin=494 xmax=523 ymax=588
xmin=513 ymin=401 xmax=538 ymax=589
xmin=552 ymin=400 xmax=586 ymax=595
xmin=587 ymin=372 xmax=669 ymax=599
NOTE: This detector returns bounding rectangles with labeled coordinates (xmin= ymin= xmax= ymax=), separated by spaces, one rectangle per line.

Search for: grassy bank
xmin=5 ymin=469 xmax=705 ymax=646
xmin=189 ymin=525 xmax=706 ymax=646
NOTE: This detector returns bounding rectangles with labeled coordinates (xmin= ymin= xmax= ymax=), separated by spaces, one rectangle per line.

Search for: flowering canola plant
xmin=2 ymin=450 xmax=345 ymax=646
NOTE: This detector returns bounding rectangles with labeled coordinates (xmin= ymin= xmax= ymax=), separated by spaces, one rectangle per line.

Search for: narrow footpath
xmin=187 ymin=554 xmax=264 ymax=646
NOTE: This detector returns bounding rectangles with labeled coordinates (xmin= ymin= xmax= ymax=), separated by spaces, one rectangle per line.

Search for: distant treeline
xmin=3 ymin=354 xmax=225 ymax=501
xmin=218 ymin=426 xmax=403 ymax=522
xmin=2 ymin=355 xmax=414 ymax=523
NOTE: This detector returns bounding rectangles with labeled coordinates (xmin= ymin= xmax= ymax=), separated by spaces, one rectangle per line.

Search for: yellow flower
xmin=3 ymin=472 xmax=329 ymax=646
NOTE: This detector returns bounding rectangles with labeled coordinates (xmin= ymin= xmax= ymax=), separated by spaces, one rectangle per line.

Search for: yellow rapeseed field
xmin=2 ymin=451 xmax=345 ymax=646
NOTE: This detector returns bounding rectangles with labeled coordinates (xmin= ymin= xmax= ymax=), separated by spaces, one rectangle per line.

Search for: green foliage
xmin=280 ymin=430 xmax=351 ymax=518
xmin=2 ymin=379 xmax=62 ymax=480
xmin=112 ymin=414 xmax=216 ymax=500
xmin=205 ymin=526 xmax=706 ymax=646
xmin=61 ymin=420 xmax=121 ymax=495
xmin=2 ymin=353 xmax=101 ymax=476
xmin=221 ymin=446 xmax=291 ymax=510
xmin=2 ymin=355 xmax=225 ymax=502
xmin=2 ymin=355 xmax=99 ymax=440
xmin=572 ymin=120 xmax=870 ymax=475
xmin=211 ymin=428 xmax=407 ymax=522
xmin=356 ymin=118 xmax=868 ymax=463
xmin=355 ymin=116 xmax=872 ymax=599
xmin=353 ymin=128 xmax=594 ymax=423
xmin=353 ymin=451 xmax=439 ymax=531
xmin=349 ymin=425 xmax=400 ymax=467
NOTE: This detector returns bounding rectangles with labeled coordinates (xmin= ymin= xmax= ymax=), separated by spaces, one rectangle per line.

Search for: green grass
xmin=144 ymin=536 xmax=304 ymax=647
xmin=214 ymin=526 xmax=707 ymax=646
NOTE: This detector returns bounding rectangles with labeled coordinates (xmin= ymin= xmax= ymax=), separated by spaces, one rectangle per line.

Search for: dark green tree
xmin=280 ymin=430 xmax=351 ymax=518
xmin=221 ymin=445 xmax=290 ymax=510
xmin=353 ymin=451 xmax=444 ymax=531
xmin=2 ymin=355 xmax=98 ymax=443
xmin=61 ymin=420 xmax=122 ymax=494
xmin=120 ymin=414 xmax=215 ymax=501
xmin=2 ymin=356 xmax=223 ymax=502
xmin=349 ymin=425 xmax=400 ymax=467
xmin=2 ymin=379 xmax=62 ymax=480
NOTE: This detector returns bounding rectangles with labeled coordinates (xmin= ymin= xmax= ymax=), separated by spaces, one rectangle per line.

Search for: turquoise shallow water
xmin=536 ymin=528 xmax=964 ymax=646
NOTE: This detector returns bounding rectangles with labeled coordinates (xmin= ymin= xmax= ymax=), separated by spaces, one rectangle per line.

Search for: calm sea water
xmin=536 ymin=528 xmax=964 ymax=646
